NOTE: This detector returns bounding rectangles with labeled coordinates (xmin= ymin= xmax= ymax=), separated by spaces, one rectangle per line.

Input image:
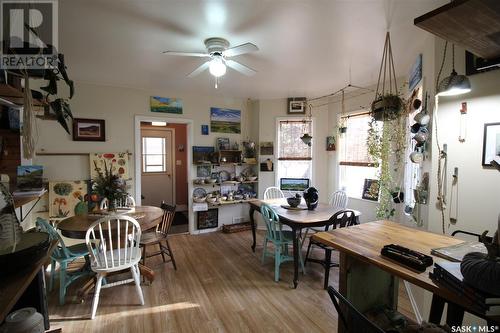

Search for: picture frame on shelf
xmin=362 ymin=179 xmax=380 ymax=201
xmin=72 ymin=118 xmax=105 ymax=141
xmin=216 ymin=137 xmax=230 ymax=151
xmin=482 ymin=122 xmax=500 ymax=167
xmin=287 ymin=97 xmax=306 ymax=114
xmin=260 ymin=142 xmax=274 ymax=155
xmin=197 ymin=208 xmax=218 ymax=229
xmin=193 ymin=146 xmax=215 ymax=164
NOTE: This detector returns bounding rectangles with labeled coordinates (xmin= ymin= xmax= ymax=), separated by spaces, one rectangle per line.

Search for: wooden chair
xmin=85 ymin=215 xmax=144 ymax=319
xmin=302 ymin=190 xmax=348 ymax=245
xmin=140 ymin=202 xmax=177 ymax=270
xmin=99 ymin=195 xmax=136 ymax=210
xmin=305 ymin=210 xmax=357 ymax=289
xmin=263 ymin=187 xmax=285 ymax=200
xmin=36 ymin=218 xmax=91 ymax=305
xmin=261 ymin=203 xmax=305 ymax=282
xmin=327 ymin=286 xmax=384 ymax=333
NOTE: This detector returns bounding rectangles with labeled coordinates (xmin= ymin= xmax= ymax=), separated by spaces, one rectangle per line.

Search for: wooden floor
xmin=48 ymin=230 xmax=415 ymax=332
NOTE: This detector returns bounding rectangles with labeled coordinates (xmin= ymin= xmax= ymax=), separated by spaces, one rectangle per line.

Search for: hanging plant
xmin=366 ymin=32 xmax=408 ymax=219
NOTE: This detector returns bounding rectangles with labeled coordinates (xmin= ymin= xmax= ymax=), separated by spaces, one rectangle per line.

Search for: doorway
xmin=139 ymin=121 xmax=189 ymax=234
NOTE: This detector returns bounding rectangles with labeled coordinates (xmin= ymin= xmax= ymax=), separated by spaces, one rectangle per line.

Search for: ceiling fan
xmin=163 ymin=37 xmax=258 ymax=87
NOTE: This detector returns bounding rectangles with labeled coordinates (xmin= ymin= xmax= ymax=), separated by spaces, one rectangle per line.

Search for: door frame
xmin=134 ymin=115 xmax=194 ymax=233
xmin=140 ymin=126 xmax=176 ymax=206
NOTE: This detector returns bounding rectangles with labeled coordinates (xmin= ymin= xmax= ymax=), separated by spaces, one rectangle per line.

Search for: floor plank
xmin=47 ymin=230 xmax=415 ymax=332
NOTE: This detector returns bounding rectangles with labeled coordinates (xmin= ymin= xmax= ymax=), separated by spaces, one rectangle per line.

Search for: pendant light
xmin=300 ymin=103 xmax=313 ymax=146
xmin=436 ymin=44 xmax=471 ymax=97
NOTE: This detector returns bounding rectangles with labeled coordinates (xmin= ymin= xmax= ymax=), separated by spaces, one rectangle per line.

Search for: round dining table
xmin=57 ymin=205 xmax=164 ymax=296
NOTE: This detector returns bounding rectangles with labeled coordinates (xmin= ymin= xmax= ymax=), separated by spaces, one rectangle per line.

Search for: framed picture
xmin=210 ymin=107 xmax=241 ymax=134
xmin=287 ymin=97 xmax=306 ymax=114
xmin=197 ymin=208 xmax=218 ymax=229
xmin=362 ymin=179 xmax=380 ymax=201
xmin=216 ymin=137 xmax=230 ymax=151
xmin=90 ymin=152 xmax=130 ymax=180
xmin=73 ymin=118 xmax=105 ymax=141
xmin=260 ymin=142 xmax=274 ymax=155
xmin=326 ymin=136 xmax=336 ymax=151
xmin=408 ymin=54 xmax=422 ymax=91
xmin=201 ymin=124 xmax=209 ymax=135
xmin=150 ymin=96 xmax=183 ymax=114
xmin=193 ymin=146 xmax=215 ymax=163
xmin=482 ymin=122 xmax=500 ymax=167
xmin=48 ymin=180 xmax=89 ymax=218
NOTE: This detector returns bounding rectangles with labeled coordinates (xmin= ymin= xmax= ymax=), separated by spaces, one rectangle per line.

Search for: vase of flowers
xmin=92 ymin=161 xmax=127 ymax=212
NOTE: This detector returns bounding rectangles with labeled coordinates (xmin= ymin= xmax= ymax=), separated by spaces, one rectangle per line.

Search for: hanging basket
xmin=371 ymin=32 xmax=403 ymax=121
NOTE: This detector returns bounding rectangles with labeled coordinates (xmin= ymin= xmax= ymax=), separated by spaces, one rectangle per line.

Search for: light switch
xmin=176 ymin=160 xmax=182 ymax=166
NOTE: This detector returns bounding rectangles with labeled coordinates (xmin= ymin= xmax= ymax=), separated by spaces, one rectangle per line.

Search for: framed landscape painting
xmin=150 ymin=96 xmax=183 ymax=114
xmin=73 ymin=118 xmax=105 ymax=141
xmin=210 ymin=107 xmax=241 ymax=134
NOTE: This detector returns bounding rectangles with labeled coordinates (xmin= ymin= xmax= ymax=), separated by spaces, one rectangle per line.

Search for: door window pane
xmin=142 ymin=137 xmax=166 ymax=173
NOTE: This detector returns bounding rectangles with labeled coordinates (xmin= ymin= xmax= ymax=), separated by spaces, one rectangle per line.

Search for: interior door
xmin=140 ymin=128 xmax=174 ymax=206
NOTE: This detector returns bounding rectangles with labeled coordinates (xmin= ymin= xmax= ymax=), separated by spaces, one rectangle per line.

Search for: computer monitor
xmin=280 ymin=178 xmax=310 ymax=192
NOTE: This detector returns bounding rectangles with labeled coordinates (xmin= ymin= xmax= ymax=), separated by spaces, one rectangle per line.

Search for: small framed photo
xmin=362 ymin=179 xmax=380 ymax=201
xmin=482 ymin=122 xmax=500 ymax=166
xmin=216 ymin=137 xmax=230 ymax=151
xmin=197 ymin=208 xmax=218 ymax=229
xmin=260 ymin=142 xmax=274 ymax=155
xmin=201 ymin=124 xmax=209 ymax=135
xmin=72 ymin=118 xmax=105 ymax=141
xmin=287 ymin=97 xmax=306 ymax=114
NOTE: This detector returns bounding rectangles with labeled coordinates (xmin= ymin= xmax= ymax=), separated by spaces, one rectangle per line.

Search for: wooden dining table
xmin=57 ymin=205 xmax=163 ymax=294
xmin=248 ymin=198 xmax=361 ymax=288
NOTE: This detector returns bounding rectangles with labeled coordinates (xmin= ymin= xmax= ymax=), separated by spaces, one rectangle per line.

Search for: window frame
xmin=275 ymin=116 xmax=314 ymax=187
xmin=142 ymin=136 xmax=167 ymax=174
xmin=337 ymin=111 xmax=381 ymax=200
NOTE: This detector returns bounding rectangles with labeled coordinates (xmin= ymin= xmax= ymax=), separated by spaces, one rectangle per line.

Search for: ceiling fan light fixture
xmin=436 ymin=70 xmax=471 ymax=96
xmin=209 ymin=56 xmax=226 ymax=77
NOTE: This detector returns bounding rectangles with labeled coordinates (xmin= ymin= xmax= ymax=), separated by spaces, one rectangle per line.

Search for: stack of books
xmin=430 ymin=261 xmax=500 ymax=316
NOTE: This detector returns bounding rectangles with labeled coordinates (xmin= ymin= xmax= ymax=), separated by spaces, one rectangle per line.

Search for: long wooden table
xmin=312 ymin=220 xmax=500 ymax=331
xmin=57 ymin=206 xmax=163 ymax=293
xmin=248 ymin=199 xmax=360 ymax=288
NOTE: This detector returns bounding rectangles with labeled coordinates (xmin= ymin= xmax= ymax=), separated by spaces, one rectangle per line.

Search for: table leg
xmin=429 ymin=294 xmax=445 ymax=325
xmin=249 ymin=206 xmax=256 ymax=252
xmin=292 ymin=226 xmax=300 ymax=289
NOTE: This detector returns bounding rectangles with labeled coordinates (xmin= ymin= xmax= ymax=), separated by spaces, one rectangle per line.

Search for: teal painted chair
xmin=36 ymin=218 xmax=91 ymax=305
xmin=261 ymin=204 xmax=305 ymax=282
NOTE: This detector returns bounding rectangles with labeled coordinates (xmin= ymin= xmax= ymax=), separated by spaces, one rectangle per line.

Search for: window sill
xmin=348 ymin=196 xmax=379 ymax=204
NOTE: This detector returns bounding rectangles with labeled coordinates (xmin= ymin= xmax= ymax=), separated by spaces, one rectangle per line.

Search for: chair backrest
xmin=157 ymin=202 xmax=176 ymax=235
xmin=99 ymin=195 xmax=136 ymax=210
xmin=36 ymin=217 xmax=70 ymax=259
xmin=85 ymin=215 xmax=142 ymax=270
xmin=325 ymin=210 xmax=357 ymax=231
xmin=330 ymin=190 xmax=348 ymax=209
xmin=261 ymin=204 xmax=286 ymax=242
xmin=263 ymin=187 xmax=285 ymax=200
xmin=327 ymin=286 xmax=384 ymax=333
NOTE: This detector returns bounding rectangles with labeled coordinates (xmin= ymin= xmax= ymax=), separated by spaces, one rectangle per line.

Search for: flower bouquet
xmin=92 ymin=161 xmax=128 ymax=211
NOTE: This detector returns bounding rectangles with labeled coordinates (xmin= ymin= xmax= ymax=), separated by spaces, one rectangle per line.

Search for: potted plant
xmin=91 ymin=161 xmax=128 ymax=211
xmin=371 ymin=93 xmax=403 ymax=121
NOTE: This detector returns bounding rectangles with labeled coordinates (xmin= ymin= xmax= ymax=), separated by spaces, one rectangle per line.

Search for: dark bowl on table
xmin=287 ymin=197 xmax=301 ymax=208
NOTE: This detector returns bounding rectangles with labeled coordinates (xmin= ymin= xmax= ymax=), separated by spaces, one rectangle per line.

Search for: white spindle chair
xmin=263 ymin=187 xmax=285 ymax=200
xmin=99 ymin=195 xmax=136 ymax=210
xmin=302 ymin=190 xmax=349 ymax=244
xmin=85 ymin=215 xmax=144 ymax=319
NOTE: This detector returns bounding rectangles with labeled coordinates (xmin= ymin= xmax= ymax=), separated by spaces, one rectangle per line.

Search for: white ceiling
xmin=59 ymin=0 xmax=447 ymax=99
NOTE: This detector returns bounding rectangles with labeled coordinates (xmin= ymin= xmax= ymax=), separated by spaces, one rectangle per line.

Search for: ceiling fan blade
xmin=187 ymin=61 xmax=210 ymax=77
xmin=162 ymin=51 xmax=209 ymax=57
xmin=225 ymin=60 xmax=257 ymax=76
xmin=223 ymin=42 xmax=259 ymax=57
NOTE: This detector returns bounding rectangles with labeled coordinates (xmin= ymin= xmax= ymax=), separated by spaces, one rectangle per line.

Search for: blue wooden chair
xmin=36 ymin=218 xmax=92 ymax=305
xmin=261 ymin=204 xmax=305 ymax=282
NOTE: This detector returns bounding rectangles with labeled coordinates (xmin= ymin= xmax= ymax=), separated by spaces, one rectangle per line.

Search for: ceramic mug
xmin=414 ymin=112 xmax=430 ymax=126
xmin=414 ymin=128 xmax=429 ymax=144
xmin=410 ymin=150 xmax=424 ymax=163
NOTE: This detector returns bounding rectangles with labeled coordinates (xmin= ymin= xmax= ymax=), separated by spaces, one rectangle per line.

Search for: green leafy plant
xmin=91 ymin=161 xmax=128 ymax=211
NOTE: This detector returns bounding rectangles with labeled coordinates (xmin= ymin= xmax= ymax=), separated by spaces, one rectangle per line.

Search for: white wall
xmin=32 ymin=81 xmax=251 ymax=233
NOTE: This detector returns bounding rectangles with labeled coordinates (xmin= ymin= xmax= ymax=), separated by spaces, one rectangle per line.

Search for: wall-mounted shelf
xmin=208 ymin=199 xmax=258 ymax=207
xmin=0 ymin=83 xmax=44 ymax=106
xmin=193 ymin=180 xmax=259 ymax=186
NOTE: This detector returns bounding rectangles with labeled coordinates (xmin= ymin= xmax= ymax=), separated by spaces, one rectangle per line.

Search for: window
xmin=142 ymin=137 xmax=166 ymax=173
xmin=338 ymin=113 xmax=380 ymax=198
xmin=277 ymin=119 xmax=312 ymax=181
